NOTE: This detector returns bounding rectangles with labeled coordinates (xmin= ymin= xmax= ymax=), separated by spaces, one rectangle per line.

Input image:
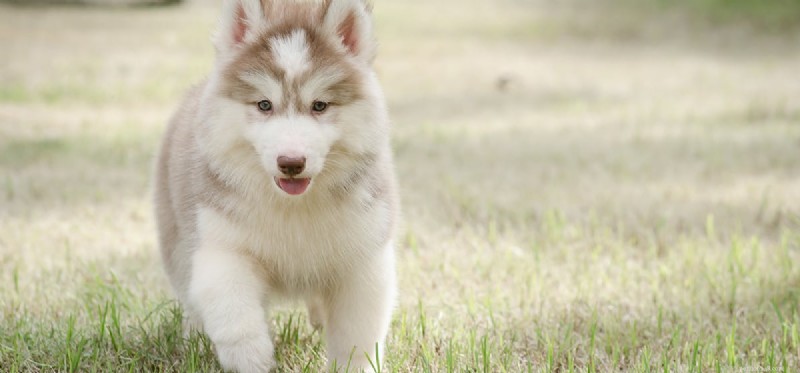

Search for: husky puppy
xmin=153 ymin=0 xmax=398 ymax=371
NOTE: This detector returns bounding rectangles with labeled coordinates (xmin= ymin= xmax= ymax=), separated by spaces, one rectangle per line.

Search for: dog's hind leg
xmin=181 ymin=305 xmax=204 ymax=338
xmin=307 ymin=295 xmax=327 ymax=331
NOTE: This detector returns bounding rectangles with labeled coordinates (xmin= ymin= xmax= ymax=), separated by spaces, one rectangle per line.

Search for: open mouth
xmin=274 ymin=177 xmax=311 ymax=196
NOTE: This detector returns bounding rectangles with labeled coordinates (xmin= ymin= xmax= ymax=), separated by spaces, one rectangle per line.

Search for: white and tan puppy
xmin=153 ymin=0 xmax=398 ymax=371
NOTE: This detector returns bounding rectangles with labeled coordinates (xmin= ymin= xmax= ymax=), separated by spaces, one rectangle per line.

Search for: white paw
xmin=215 ymin=334 xmax=275 ymax=373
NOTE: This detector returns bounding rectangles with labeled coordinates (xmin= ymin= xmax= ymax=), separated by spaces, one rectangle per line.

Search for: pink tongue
xmin=277 ymin=178 xmax=311 ymax=195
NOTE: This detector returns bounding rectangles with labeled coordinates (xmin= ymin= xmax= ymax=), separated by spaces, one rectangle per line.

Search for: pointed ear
xmin=213 ymin=0 xmax=270 ymax=56
xmin=321 ymin=0 xmax=376 ymax=63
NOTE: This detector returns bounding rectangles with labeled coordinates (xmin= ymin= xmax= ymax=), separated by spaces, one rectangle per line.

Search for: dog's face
xmin=202 ymin=0 xmax=384 ymax=197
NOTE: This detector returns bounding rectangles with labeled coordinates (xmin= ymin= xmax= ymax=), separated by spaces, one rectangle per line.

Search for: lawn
xmin=1 ymin=0 xmax=799 ymax=371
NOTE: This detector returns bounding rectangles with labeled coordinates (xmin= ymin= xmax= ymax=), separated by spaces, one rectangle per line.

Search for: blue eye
xmin=257 ymin=100 xmax=272 ymax=112
xmin=312 ymin=101 xmax=328 ymax=113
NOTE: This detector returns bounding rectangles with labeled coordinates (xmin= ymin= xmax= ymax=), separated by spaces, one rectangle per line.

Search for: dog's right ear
xmin=213 ymin=0 xmax=270 ymax=56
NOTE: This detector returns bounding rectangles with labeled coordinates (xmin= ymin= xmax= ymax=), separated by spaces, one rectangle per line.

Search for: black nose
xmin=277 ymin=156 xmax=306 ymax=176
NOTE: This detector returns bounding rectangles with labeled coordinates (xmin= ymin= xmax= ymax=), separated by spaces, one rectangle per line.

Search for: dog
xmin=153 ymin=0 xmax=398 ymax=371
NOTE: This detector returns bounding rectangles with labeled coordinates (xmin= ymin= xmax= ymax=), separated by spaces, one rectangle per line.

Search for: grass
xmin=1 ymin=0 xmax=800 ymax=371
xmin=658 ymin=0 xmax=800 ymax=31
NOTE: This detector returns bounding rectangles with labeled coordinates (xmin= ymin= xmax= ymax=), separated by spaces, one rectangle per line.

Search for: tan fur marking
xmin=219 ymin=6 xmax=364 ymax=112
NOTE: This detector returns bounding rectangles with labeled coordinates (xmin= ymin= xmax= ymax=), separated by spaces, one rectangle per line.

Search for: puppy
xmin=153 ymin=0 xmax=398 ymax=371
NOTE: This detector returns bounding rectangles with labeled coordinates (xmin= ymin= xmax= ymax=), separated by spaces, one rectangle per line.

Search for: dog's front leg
xmin=325 ymin=245 xmax=396 ymax=372
xmin=190 ymin=247 xmax=274 ymax=373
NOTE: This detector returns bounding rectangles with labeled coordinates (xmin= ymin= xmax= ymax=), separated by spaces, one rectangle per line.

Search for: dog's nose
xmin=277 ymin=156 xmax=306 ymax=177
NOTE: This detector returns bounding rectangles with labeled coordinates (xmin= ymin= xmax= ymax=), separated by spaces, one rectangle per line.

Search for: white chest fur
xmin=196 ymin=186 xmax=392 ymax=293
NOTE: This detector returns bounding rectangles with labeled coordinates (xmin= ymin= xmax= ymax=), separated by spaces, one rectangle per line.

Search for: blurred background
xmin=1 ymin=0 xmax=799 ymax=370
xmin=2 ymin=0 xmax=798 ymax=236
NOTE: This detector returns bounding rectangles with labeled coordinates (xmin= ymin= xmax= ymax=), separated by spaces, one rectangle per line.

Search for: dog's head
xmin=200 ymin=0 xmax=386 ymax=197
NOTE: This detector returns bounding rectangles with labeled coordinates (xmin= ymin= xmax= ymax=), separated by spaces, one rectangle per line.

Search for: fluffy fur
xmin=153 ymin=0 xmax=398 ymax=371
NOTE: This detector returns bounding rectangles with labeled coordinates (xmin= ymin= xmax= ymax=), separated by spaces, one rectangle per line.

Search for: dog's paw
xmin=215 ymin=334 xmax=275 ymax=373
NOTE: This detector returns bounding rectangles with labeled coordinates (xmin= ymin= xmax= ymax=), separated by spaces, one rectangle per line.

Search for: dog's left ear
xmin=213 ymin=0 xmax=271 ymax=57
xmin=321 ymin=0 xmax=376 ymax=63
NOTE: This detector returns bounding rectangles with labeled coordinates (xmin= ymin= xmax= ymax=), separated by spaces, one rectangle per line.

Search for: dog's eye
xmin=311 ymin=101 xmax=328 ymax=113
xmin=257 ymin=100 xmax=272 ymax=112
